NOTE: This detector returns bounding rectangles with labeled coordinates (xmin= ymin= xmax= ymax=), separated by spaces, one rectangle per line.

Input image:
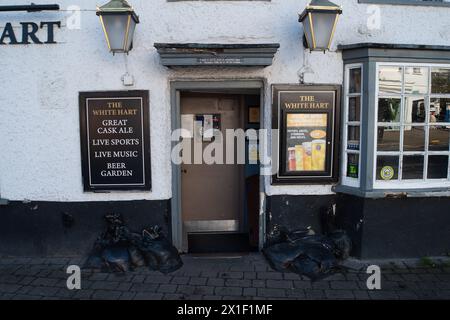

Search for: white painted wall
xmin=0 ymin=0 xmax=449 ymax=201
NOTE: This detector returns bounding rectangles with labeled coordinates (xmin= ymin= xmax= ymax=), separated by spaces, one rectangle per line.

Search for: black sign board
xmin=272 ymin=85 xmax=341 ymax=184
xmin=79 ymin=91 xmax=151 ymax=191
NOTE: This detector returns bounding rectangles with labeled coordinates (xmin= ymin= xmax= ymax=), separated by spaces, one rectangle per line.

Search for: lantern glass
xmin=311 ymin=12 xmax=338 ymax=50
xmin=101 ymin=13 xmax=135 ymax=53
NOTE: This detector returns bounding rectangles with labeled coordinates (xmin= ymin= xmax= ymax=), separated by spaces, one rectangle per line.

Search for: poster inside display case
xmin=272 ymin=85 xmax=340 ymax=184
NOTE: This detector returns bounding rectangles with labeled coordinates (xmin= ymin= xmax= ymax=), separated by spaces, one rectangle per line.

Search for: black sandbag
xmin=285 ymin=228 xmax=315 ymax=243
xmin=328 ymin=230 xmax=352 ymax=260
xmin=262 ymin=242 xmax=309 ymax=272
xmin=265 ymin=225 xmax=289 ymax=247
xmin=290 ymin=243 xmax=338 ymax=281
xmin=101 ymin=246 xmax=131 ymax=273
xmin=128 ymin=246 xmax=146 ymax=268
xmin=139 ymin=229 xmax=183 ymax=274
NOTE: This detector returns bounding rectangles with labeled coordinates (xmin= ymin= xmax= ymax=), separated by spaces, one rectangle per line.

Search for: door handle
xmin=182 ymin=169 xmax=187 ymax=174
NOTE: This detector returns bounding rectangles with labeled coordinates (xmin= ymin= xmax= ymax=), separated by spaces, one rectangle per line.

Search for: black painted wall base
xmin=266 ymin=194 xmax=337 ymax=238
xmin=0 ymin=200 xmax=171 ymax=257
xmin=336 ymin=194 xmax=450 ymax=259
xmin=266 ymin=193 xmax=450 ymax=259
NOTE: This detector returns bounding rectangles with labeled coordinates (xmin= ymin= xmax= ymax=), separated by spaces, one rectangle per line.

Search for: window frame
xmin=341 ymin=63 xmax=364 ymax=188
xmin=373 ymin=62 xmax=450 ymax=189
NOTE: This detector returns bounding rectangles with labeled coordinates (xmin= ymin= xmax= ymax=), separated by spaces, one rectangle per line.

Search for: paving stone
xmin=368 ymin=290 xmax=399 ymax=300
xmin=131 ymin=275 xmax=146 ymax=283
xmin=243 ymin=287 xmax=257 ymax=296
xmin=207 ymin=278 xmax=225 ymax=286
xmin=252 ymin=280 xmax=266 ymax=288
xmin=163 ymin=293 xmax=186 ymax=300
xmin=257 ymin=288 xmax=286 ymax=298
xmin=27 ymin=286 xmax=60 ymax=297
xmin=91 ymin=281 xmax=120 ymax=290
xmin=257 ymin=272 xmax=283 ymax=280
xmin=285 ymin=289 xmax=306 ymax=298
xmin=330 ymin=281 xmax=360 ymax=290
xmin=116 ymin=282 xmax=133 ymax=291
xmin=325 ymin=290 xmax=355 ymax=300
xmin=158 ymin=284 xmax=178 ymax=294
xmin=171 ymin=277 xmax=189 ymax=285
xmin=11 ymin=295 xmax=42 ymax=300
xmin=72 ymin=290 xmax=95 ymax=300
xmin=177 ymin=285 xmax=196 ymax=295
xmin=189 ymin=277 xmax=207 ymax=285
xmin=266 ymin=280 xmax=294 ymax=289
xmin=215 ymin=286 xmax=243 ymax=296
xmin=0 ymin=284 xmax=22 ymax=294
xmin=192 ymin=286 xmax=214 ymax=296
xmin=283 ymin=273 xmax=301 ymax=280
xmin=244 ymin=272 xmax=257 ymax=280
xmin=130 ymin=283 xmax=159 ymax=292
xmin=293 ymin=281 xmax=312 ymax=289
xmin=305 ymin=289 xmax=326 ymax=299
xmin=219 ymin=272 xmax=244 ymax=279
xmin=352 ymin=290 xmax=370 ymax=299
xmin=119 ymin=292 xmax=136 ymax=300
xmin=225 ymin=279 xmax=251 ymax=287
xmin=92 ymin=290 xmax=122 ymax=300
xmin=144 ymin=275 xmax=171 ymax=284
xmin=31 ymin=278 xmax=58 ymax=287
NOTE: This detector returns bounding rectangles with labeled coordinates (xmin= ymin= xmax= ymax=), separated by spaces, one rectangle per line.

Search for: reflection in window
xmin=431 ymin=68 xmax=450 ymax=94
xmin=348 ymin=96 xmax=361 ymax=122
xmin=377 ymin=126 xmax=400 ymax=151
xmin=376 ymin=156 xmax=399 ymax=181
xmin=378 ymin=98 xmax=401 ymax=123
xmin=429 ymin=126 xmax=450 ymax=151
xmin=402 ymin=155 xmax=424 ymax=180
xmin=403 ymin=126 xmax=425 ymax=151
xmin=404 ymin=97 xmax=425 ymax=123
xmin=404 ymin=67 xmax=428 ymax=94
xmin=428 ymin=155 xmax=449 ymax=179
xmin=379 ymin=66 xmax=402 ymax=94
xmin=430 ymin=98 xmax=450 ymax=123
xmin=376 ymin=64 xmax=450 ymax=184
xmin=349 ymin=68 xmax=362 ymax=94
xmin=347 ymin=126 xmax=360 ymax=150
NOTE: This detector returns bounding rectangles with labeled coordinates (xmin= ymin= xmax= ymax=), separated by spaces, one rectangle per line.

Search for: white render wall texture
xmin=0 ymin=0 xmax=449 ymax=202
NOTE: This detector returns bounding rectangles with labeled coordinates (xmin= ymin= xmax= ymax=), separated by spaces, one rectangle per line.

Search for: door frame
xmin=170 ymin=79 xmax=266 ymax=252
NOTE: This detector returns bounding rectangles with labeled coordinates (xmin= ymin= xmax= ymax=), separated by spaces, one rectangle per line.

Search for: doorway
xmin=170 ymin=81 xmax=264 ymax=253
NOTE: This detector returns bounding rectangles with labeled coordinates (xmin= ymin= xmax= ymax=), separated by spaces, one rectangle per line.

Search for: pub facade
xmin=0 ymin=0 xmax=449 ymax=259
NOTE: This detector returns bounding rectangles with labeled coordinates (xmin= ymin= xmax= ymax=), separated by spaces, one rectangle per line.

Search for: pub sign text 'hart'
xmin=0 ymin=21 xmax=61 ymax=45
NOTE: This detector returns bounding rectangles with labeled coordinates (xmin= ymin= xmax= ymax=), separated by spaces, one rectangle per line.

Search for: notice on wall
xmin=272 ymin=85 xmax=340 ymax=184
xmin=79 ymin=91 xmax=151 ymax=191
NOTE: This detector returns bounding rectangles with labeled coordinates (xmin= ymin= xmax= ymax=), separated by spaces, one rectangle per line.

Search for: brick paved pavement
xmin=0 ymin=253 xmax=449 ymax=300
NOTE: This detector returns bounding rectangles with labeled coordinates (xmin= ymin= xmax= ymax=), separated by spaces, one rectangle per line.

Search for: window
xmin=342 ymin=64 xmax=363 ymax=186
xmin=374 ymin=64 xmax=450 ymax=188
xmin=358 ymin=0 xmax=450 ymax=7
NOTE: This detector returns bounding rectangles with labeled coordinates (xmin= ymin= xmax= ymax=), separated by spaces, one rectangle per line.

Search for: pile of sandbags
xmin=263 ymin=225 xmax=351 ymax=281
xmin=86 ymin=214 xmax=183 ymax=274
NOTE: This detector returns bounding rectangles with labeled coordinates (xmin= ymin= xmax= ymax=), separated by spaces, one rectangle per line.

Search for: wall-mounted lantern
xmin=299 ymin=0 xmax=342 ymax=52
xmin=96 ymin=0 xmax=139 ymax=54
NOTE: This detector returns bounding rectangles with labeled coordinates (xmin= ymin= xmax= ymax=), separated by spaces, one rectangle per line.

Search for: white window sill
xmin=334 ymin=184 xmax=450 ymax=198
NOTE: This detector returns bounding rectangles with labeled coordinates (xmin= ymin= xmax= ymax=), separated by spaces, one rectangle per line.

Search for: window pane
xmin=404 ymin=67 xmax=428 ymax=95
xmin=431 ymin=68 xmax=450 ymax=94
xmin=348 ymin=96 xmax=361 ymax=122
xmin=376 ymin=156 xmax=399 ymax=181
xmin=377 ymin=126 xmax=400 ymax=151
xmin=430 ymin=98 xmax=450 ymax=123
xmin=378 ymin=98 xmax=401 ymax=123
xmin=379 ymin=66 xmax=402 ymax=95
xmin=349 ymin=68 xmax=362 ymax=94
xmin=427 ymin=155 xmax=449 ymax=179
xmin=347 ymin=126 xmax=360 ymax=150
xmin=402 ymin=155 xmax=424 ymax=180
xmin=429 ymin=126 xmax=450 ymax=151
xmin=346 ymin=153 xmax=359 ymax=178
xmin=403 ymin=126 xmax=425 ymax=151
xmin=403 ymin=97 xmax=425 ymax=123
